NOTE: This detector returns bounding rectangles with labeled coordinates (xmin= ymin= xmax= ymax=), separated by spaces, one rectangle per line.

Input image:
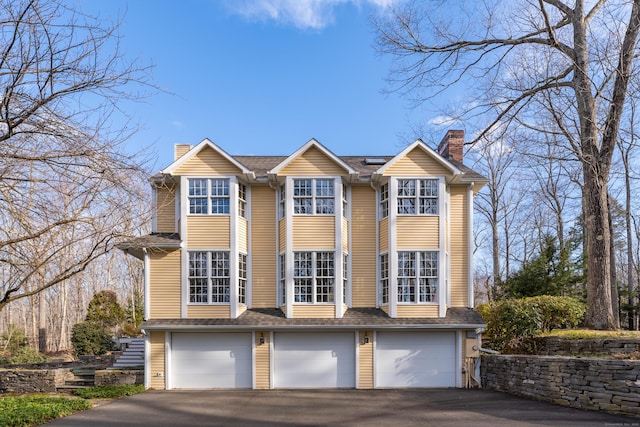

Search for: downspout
xmin=468 ymin=183 xmax=475 ymax=308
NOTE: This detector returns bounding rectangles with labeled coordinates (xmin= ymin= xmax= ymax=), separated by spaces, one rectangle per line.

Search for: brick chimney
xmin=174 ymin=144 xmax=192 ymax=160
xmin=437 ymin=130 xmax=464 ymax=162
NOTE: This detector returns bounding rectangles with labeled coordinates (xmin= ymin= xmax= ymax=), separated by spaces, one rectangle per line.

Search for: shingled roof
xmin=140 ymin=307 xmax=485 ymax=330
xmin=117 ymin=233 xmax=181 ymax=259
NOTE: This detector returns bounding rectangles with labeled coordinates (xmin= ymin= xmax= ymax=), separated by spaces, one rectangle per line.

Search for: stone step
xmin=65 ymin=379 xmax=94 ymax=386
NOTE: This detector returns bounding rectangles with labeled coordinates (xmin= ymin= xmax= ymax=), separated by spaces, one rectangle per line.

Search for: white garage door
xmin=376 ymin=331 xmax=456 ymax=388
xmin=274 ymin=332 xmax=355 ymax=388
xmin=171 ymin=332 xmax=252 ymax=389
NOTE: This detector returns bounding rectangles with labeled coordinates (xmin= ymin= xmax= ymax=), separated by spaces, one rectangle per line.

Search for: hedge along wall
xmin=482 ymin=354 xmax=640 ymax=417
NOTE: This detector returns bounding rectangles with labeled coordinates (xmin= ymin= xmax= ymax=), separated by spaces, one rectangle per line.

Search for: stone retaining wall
xmin=0 ymin=369 xmax=68 ymax=394
xmin=482 ymin=354 xmax=640 ymax=417
xmin=95 ymin=370 xmax=143 ymax=386
xmin=534 ymin=337 xmax=640 ymax=356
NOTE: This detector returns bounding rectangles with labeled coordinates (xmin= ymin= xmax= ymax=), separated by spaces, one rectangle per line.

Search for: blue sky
xmin=88 ymin=1 xmax=447 ymax=170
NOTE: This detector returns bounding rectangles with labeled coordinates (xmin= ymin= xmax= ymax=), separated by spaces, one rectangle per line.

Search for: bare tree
xmin=0 ymin=0 xmax=152 ymax=320
xmin=375 ymin=0 xmax=640 ymax=329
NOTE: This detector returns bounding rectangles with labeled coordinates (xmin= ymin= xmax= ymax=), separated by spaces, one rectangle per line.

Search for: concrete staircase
xmin=109 ymin=338 xmax=144 ymax=369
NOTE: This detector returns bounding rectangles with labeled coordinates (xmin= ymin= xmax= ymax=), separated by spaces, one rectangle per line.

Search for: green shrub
xmin=478 ymin=296 xmax=586 ymax=353
xmin=1 ymin=346 xmax=48 ymax=365
xmin=71 ymin=321 xmax=114 ymax=356
xmin=0 ymin=395 xmax=91 ymax=426
xmin=72 ymin=384 xmax=145 ymax=399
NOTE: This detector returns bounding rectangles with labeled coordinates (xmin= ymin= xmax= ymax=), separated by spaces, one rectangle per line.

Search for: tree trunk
xmin=582 ymin=169 xmax=617 ymax=329
xmin=608 ymin=196 xmax=620 ymax=327
xmin=38 ymin=292 xmax=47 ymax=353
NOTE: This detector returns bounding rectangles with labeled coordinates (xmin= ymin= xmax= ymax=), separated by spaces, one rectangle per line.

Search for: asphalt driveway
xmin=46 ymin=389 xmax=638 ymax=427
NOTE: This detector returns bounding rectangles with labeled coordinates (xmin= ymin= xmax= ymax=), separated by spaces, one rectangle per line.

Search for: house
xmin=119 ymin=129 xmax=488 ymax=389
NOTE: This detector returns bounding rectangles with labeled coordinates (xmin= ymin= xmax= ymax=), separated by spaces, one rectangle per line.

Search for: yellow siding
xmin=396 ymin=216 xmax=439 ymax=249
xmin=291 ymin=305 xmax=335 ymax=318
xmin=149 ymin=251 xmax=181 ymax=319
xmin=396 ymin=305 xmax=439 ymax=318
xmin=358 ymin=331 xmax=373 ymax=389
xmin=351 ymin=186 xmax=377 ymax=307
xmin=379 ymin=217 xmax=388 ymax=252
xmin=187 ymin=216 xmax=230 ymax=248
xmin=342 ymin=218 xmax=348 ymax=252
xmin=279 ymin=146 xmax=346 ymax=176
xmin=450 ymin=186 xmax=469 ymax=307
xmin=238 ymin=217 xmax=248 ymax=253
xmin=255 ymin=331 xmax=271 ymax=389
xmin=292 ymin=216 xmax=335 ymax=249
xmin=279 ymin=218 xmax=285 ymax=253
xmin=187 ymin=305 xmax=230 ymax=318
xmin=383 ymin=146 xmax=451 ymax=176
xmin=156 ymin=185 xmax=176 ymax=233
xmin=252 ymin=186 xmax=277 ymax=307
xmin=149 ymin=332 xmax=165 ymax=389
xmin=380 ymin=305 xmax=389 ymax=315
xmin=174 ymin=145 xmax=242 ymax=175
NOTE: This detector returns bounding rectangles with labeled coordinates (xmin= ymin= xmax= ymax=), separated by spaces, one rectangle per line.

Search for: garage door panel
xmin=172 ymin=332 xmax=252 ymax=389
xmin=376 ymin=331 xmax=456 ymax=388
xmin=274 ymin=332 xmax=355 ymax=388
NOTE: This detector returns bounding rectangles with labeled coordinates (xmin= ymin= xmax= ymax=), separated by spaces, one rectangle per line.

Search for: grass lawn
xmin=0 ymin=385 xmax=145 ymax=427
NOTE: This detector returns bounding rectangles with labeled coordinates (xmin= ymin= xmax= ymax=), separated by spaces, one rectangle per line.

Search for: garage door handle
xmin=332 ymin=351 xmax=337 ymax=358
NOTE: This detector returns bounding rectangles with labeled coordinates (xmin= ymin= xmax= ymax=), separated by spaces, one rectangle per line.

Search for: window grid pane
xmin=189 ymin=179 xmax=208 ymax=214
xmin=210 ymin=179 xmax=230 ymax=214
xmin=294 ymin=252 xmax=313 ymax=302
xmin=189 ymin=252 xmax=208 ymax=303
xmin=279 ymin=254 xmax=286 ymax=305
xmin=343 ymin=253 xmax=348 ymax=304
xmin=419 ymin=251 xmax=438 ymax=302
xmin=419 ymin=179 xmax=438 ymax=215
xmin=238 ymin=184 xmax=247 ymax=218
xmin=380 ymin=183 xmax=389 ymax=218
xmin=397 ymin=252 xmax=416 ymax=302
xmin=211 ymin=252 xmax=230 ymax=303
xmin=315 ymin=179 xmax=335 ymax=215
xmin=315 ymin=252 xmax=334 ymax=303
xmin=380 ymin=253 xmax=389 ymax=304
xmin=238 ymin=253 xmax=247 ymax=304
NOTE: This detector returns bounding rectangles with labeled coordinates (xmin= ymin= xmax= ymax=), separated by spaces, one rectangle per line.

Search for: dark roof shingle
xmin=140 ymin=307 xmax=485 ymax=330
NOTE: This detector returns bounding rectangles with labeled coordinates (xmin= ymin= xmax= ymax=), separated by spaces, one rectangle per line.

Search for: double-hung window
xmin=188 ymin=251 xmax=230 ymax=303
xmin=293 ymin=178 xmax=335 ymax=214
xmin=188 ymin=178 xmax=230 ymax=215
xmin=397 ymin=251 xmax=438 ymax=303
xmin=238 ymin=183 xmax=247 ymax=218
xmin=397 ymin=179 xmax=438 ymax=215
xmin=380 ymin=253 xmax=389 ymax=304
xmin=238 ymin=253 xmax=247 ymax=304
xmin=293 ymin=251 xmax=335 ymax=303
xmin=380 ymin=183 xmax=389 ymax=218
